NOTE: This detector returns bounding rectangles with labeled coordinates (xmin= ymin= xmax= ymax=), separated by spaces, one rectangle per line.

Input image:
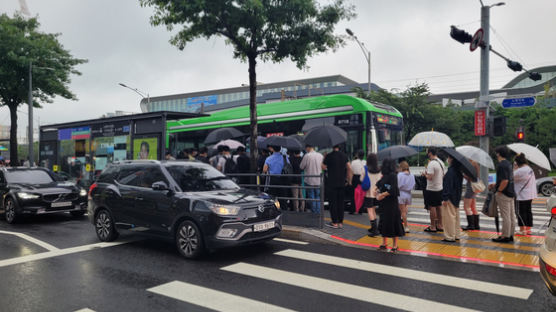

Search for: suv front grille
xmin=42 ymin=193 xmax=77 ymax=203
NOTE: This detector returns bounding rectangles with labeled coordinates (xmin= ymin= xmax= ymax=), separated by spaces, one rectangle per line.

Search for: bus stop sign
xmin=502 ymin=97 xmax=536 ymax=108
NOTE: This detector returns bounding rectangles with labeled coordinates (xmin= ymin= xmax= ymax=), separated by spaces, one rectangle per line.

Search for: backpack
xmin=224 ymin=156 xmax=237 ymax=174
xmin=361 ymin=166 xmax=371 ymax=191
xmin=281 ymin=155 xmax=294 ymax=181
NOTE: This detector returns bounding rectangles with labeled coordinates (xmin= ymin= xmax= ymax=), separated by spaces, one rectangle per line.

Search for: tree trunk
xmin=8 ymin=103 xmax=18 ymax=165
xmin=248 ymin=55 xmax=259 ymax=174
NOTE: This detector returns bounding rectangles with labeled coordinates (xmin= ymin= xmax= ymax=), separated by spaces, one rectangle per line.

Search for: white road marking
xmin=275 ymin=249 xmax=533 ymax=300
xmin=221 ymin=262 xmax=479 ymax=312
xmin=0 ymin=240 xmax=131 ymax=268
xmin=0 ymin=230 xmax=59 ymax=251
xmin=74 ymin=309 xmax=96 ymax=312
xmin=148 ymin=281 xmax=295 ymax=312
xmin=273 ymin=238 xmax=308 ymax=245
xmin=408 ymin=210 xmax=548 ymax=220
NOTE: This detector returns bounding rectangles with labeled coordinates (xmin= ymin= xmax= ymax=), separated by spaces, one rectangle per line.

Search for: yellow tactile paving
xmin=408 ymin=232 xmax=540 ymax=252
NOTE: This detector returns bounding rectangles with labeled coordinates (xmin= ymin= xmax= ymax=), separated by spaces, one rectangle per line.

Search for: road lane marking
xmin=0 ymin=230 xmax=59 ymax=251
xmin=273 ymin=238 xmax=308 ymax=245
xmin=221 ymin=262 xmax=479 ymax=312
xmin=274 ymin=249 xmax=533 ymax=300
xmin=74 ymin=309 xmax=96 ymax=312
xmin=0 ymin=240 xmax=132 ymax=268
xmin=148 ymin=281 xmax=295 ymax=312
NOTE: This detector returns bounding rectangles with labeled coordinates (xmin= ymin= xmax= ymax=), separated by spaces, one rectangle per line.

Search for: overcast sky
xmin=2 ymin=0 xmax=556 ymax=136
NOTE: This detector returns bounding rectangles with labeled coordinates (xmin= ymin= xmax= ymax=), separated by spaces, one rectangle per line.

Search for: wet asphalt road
xmin=0 ymin=213 xmax=555 ymax=312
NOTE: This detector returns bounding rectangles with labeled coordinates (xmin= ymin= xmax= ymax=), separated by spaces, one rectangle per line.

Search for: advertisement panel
xmin=133 ymin=137 xmax=158 ymax=160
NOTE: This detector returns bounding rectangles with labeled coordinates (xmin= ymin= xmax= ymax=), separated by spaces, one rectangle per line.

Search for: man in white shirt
xmin=422 ymin=147 xmax=446 ymax=232
xmin=300 ymin=144 xmax=324 ymax=214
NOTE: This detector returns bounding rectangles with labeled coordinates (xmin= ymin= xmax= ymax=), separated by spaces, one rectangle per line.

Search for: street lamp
xmin=118 ymin=83 xmax=150 ymax=112
xmin=346 ymin=28 xmax=371 ymax=95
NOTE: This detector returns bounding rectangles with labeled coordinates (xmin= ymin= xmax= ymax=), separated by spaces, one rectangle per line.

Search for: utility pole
xmin=346 ymin=28 xmax=372 ymax=95
xmin=478 ymin=4 xmax=491 ymax=188
xmin=28 ymin=61 xmax=33 ymax=166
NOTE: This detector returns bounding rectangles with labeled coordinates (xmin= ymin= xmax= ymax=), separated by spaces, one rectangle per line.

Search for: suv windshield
xmin=165 ymin=164 xmax=239 ymax=192
xmin=6 ymin=169 xmax=54 ymax=184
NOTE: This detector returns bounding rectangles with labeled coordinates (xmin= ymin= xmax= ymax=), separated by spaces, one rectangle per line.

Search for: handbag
xmin=414 ymin=175 xmax=427 ymax=191
xmin=481 ymin=191 xmax=498 ymax=217
xmin=471 ymin=180 xmax=486 ymax=193
xmin=354 ymin=185 xmax=365 ymax=213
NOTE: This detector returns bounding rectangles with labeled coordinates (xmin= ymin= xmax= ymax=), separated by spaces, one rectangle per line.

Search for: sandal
xmin=424 ymin=226 xmax=437 ymax=233
xmin=378 ymin=245 xmax=387 ymax=251
xmin=391 ymin=247 xmax=398 ymax=252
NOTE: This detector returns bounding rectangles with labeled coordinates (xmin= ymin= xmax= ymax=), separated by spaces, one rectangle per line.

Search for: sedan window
xmin=5 ymin=170 xmax=54 ymax=184
xmin=165 ymin=164 xmax=239 ymax=192
xmin=116 ymin=166 xmax=143 ymax=187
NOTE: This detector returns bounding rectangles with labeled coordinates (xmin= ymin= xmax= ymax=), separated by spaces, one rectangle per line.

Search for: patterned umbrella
xmin=408 ymin=131 xmax=454 ymax=147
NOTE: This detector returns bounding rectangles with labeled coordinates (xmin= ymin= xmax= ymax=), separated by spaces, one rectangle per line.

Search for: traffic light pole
xmin=478 ymin=5 xmax=490 ymax=189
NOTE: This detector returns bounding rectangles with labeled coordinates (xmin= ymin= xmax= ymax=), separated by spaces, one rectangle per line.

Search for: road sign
xmin=475 ymin=109 xmax=486 ymax=136
xmin=470 ymin=28 xmax=484 ymax=52
xmin=502 ymin=97 xmax=536 ymax=108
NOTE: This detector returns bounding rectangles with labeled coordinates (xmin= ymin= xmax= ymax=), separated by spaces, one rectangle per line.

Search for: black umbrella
xmin=261 ymin=136 xmax=303 ymax=151
xmin=377 ymin=145 xmax=418 ymax=161
xmin=288 ymin=134 xmax=305 ymax=146
xmin=303 ymin=125 xmax=347 ymax=148
xmin=441 ymin=148 xmax=478 ymax=182
xmin=204 ymin=128 xmax=244 ymax=144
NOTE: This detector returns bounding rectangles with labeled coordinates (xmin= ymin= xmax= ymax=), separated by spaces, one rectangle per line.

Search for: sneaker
xmin=325 ymin=222 xmax=339 ymax=229
xmin=338 ymin=223 xmax=344 ymax=229
xmin=405 ymin=227 xmax=410 ymax=233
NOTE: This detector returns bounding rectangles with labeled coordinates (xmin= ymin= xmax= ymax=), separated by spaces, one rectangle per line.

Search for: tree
xmin=0 ymin=14 xmax=87 ymax=164
xmin=140 ymin=0 xmax=354 ymax=171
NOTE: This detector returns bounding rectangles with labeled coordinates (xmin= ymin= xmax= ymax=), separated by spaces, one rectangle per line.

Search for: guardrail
xmin=226 ymin=172 xmax=325 ymax=229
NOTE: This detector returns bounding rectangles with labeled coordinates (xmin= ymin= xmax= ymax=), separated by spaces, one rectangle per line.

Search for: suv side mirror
xmin=152 ymin=181 xmax=169 ymax=191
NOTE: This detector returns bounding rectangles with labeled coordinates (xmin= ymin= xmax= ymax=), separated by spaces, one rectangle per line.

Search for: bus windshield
xmin=377 ymin=126 xmax=403 ymax=150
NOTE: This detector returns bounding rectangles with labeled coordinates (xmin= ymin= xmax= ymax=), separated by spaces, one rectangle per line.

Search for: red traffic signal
xmin=516 ymin=127 xmax=525 ymax=141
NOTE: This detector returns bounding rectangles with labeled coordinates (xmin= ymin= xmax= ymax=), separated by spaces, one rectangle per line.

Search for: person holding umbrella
xmin=462 ymin=159 xmax=481 ymax=230
xmin=376 ymin=158 xmax=404 ymax=251
xmin=440 ymin=154 xmax=464 ymax=242
xmin=513 ymin=153 xmax=537 ymax=236
xmin=322 ymin=145 xmax=352 ymax=229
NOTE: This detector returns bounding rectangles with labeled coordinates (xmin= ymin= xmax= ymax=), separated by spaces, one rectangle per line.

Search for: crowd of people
xmin=168 ymin=143 xmax=543 ymax=249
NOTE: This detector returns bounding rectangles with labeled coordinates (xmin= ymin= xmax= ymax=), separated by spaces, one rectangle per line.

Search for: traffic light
xmin=507 ymin=60 xmax=523 ymax=72
xmin=516 ymin=126 xmax=525 ymax=142
xmin=450 ymin=26 xmax=472 ymax=44
xmin=529 ymin=72 xmax=542 ymax=81
xmin=490 ymin=115 xmax=506 ymax=137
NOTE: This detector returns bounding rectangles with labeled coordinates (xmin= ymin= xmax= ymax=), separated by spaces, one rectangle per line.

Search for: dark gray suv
xmin=88 ymin=160 xmax=282 ymax=259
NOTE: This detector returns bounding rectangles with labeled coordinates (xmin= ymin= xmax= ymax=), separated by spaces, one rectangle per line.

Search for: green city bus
xmin=166 ymin=94 xmax=403 ymax=158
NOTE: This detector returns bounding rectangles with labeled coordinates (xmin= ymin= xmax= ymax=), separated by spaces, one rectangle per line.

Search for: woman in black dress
xmin=376 ymin=158 xmax=405 ymax=252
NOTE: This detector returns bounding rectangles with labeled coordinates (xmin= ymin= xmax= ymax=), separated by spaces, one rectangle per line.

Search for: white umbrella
xmin=213 ymin=139 xmax=245 ymax=150
xmin=507 ymin=143 xmax=551 ymax=170
xmin=408 ymin=131 xmax=454 ymax=147
xmin=455 ymin=145 xmax=495 ymax=169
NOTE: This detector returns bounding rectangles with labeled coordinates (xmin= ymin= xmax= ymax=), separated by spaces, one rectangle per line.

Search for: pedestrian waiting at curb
xmin=397 ymin=161 xmax=415 ymax=233
xmin=440 ymin=154 xmax=464 ymax=242
xmin=376 ymin=158 xmax=404 ymax=252
xmin=422 ymin=147 xmax=446 ymax=233
xmin=263 ymin=145 xmax=289 ymax=209
xmin=289 ymin=150 xmax=305 ymax=212
xmin=489 ymin=145 xmax=516 ymax=243
xmin=360 ymin=153 xmax=381 ymax=237
xmin=300 ymin=144 xmax=323 ymax=214
xmin=462 ymin=159 xmax=480 ymax=230
xmin=196 ymin=147 xmax=210 ymax=164
xmin=513 ymin=153 xmax=537 ymax=236
xmin=322 ymin=145 xmax=352 ymax=229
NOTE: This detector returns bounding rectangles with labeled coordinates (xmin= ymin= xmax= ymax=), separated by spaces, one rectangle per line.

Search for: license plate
xmin=254 ymin=221 xmax=275 ymax=232
xmin=51 ymin=201 xmax=72 ymax=208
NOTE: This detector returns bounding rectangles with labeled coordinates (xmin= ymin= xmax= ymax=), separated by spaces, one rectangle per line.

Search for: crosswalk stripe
xmin=408 ymin=210 xmax=549 ymax=220
xmin=222 ymin=262 xmax=479 ymax=312
xmin=148 ymin=281 xmax=294 ymax=312
xmin=274 ymin=249 xmax=533 ymax=300
xmin=273 ymin=238 xmax=309 ymax=245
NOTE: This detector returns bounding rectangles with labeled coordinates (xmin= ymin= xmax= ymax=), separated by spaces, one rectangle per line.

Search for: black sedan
xmin=88 ymin=160 xmax=282 ymax=259
xmin=0 ymin=167 xmax=88 ymax=223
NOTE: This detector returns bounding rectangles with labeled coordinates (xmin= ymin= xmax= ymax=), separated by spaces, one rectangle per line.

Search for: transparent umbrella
xmin=408 ymin=131 xmax=454 ymax=147
xmin=455 ymin=145 xmax=495 ymax=169
xmin=507 ymin=143 xmax=551 ymax=171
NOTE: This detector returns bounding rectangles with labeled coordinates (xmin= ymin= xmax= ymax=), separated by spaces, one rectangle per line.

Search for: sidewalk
xmin=282 ymin=197 xmax=549 ymax=272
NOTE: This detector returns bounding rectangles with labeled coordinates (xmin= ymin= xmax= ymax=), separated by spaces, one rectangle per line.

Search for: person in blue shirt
xmin=263 ymin=145 xmax=289 ymax=206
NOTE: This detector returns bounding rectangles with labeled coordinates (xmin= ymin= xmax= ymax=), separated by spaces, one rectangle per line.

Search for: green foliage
xmin=0 ymin=13 xmax=87 ymax=163
xmin=141 ymin=0 xmax=354 ymax=170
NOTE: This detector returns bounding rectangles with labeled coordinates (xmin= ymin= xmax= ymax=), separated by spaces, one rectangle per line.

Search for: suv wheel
xmin=4 ymin=197 xmax=19 ymax=224
xmin=175 ymin=220 xmax=204 ymax=259
xmin=540 ymin=182 xmax=554 ymax=197
xmin=94 ymin=210 xmax=118 ymax=242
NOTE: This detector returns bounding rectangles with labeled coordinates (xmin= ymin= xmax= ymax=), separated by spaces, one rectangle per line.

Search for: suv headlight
xmin=209 ymin=204 xmax=241 ymax=216
xmin=18 ymin=192 xmax=40 ymax=200
xmin=274 ymin=200 xmax=281 ymax=210
xmin=79 ymin=189 xmax=87 ymax=197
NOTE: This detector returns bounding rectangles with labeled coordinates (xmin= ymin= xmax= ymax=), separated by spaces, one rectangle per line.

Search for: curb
xmin=281 ymin=226 xmax=374 ymax=251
